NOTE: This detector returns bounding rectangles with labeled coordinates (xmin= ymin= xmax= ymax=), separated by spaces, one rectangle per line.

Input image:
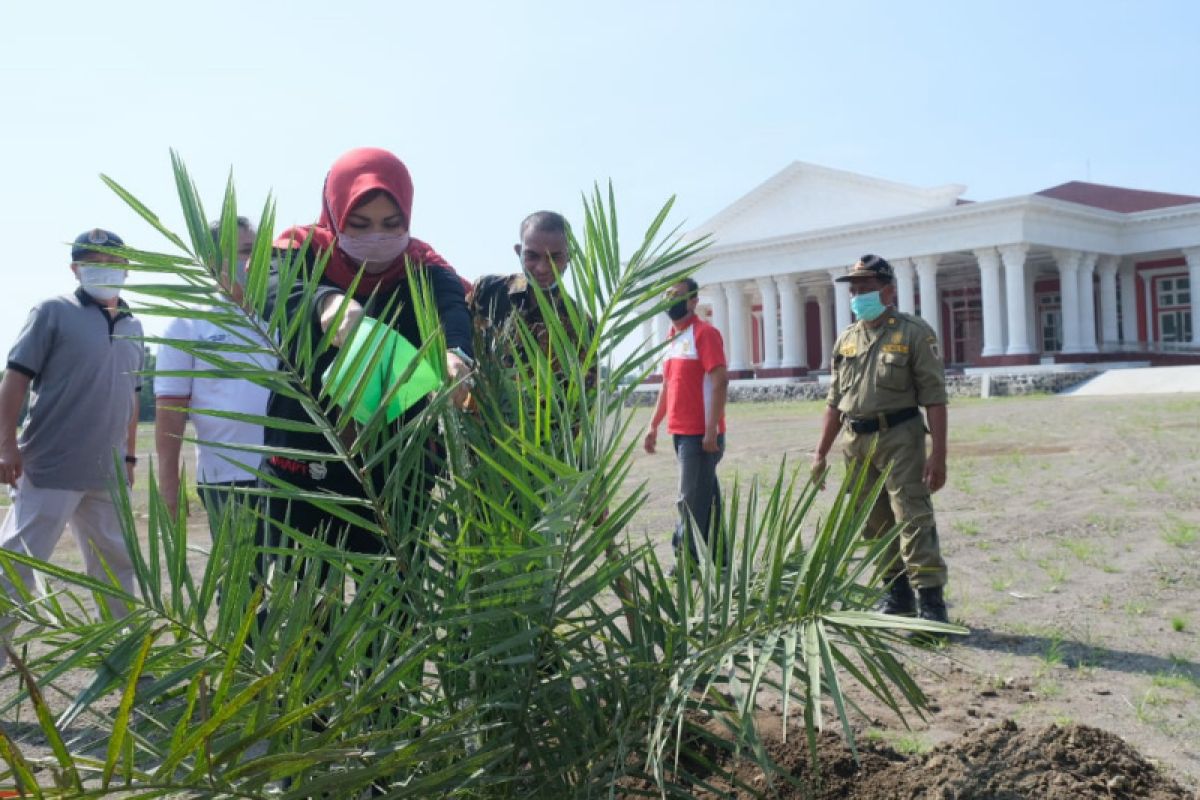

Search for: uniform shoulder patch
xmin=839 ymin=341 xmax=857 ymax=357
xmin=927 ymin=336 xmax=940 ymax=359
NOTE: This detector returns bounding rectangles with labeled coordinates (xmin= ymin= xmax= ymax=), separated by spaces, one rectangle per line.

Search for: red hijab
xmin=275 ymin=147 xmax=454 ymax=298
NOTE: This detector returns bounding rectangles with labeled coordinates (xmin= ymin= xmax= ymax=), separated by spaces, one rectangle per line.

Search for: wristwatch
xmin=448 ymin=347 xmax=475 ymax=369
xmin=125 ymin=455 xmax=138 ymax=465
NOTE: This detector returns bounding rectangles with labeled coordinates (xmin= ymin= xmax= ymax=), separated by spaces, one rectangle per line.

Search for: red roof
xmin=1036 ymin=181 xmax=1200 ymax=213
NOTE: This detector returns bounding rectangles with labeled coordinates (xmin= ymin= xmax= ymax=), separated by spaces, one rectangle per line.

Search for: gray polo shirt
xmin=7 ymin=289 xmax=144 ymax=491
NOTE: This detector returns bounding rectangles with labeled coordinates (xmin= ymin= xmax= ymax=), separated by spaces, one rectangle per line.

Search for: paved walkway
xmin=1066 ymin=364 xmax=1200 ymax=396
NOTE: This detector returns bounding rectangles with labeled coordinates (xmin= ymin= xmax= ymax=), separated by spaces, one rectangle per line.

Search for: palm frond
xmin=0 ymin=157 xmax=965 ymax=799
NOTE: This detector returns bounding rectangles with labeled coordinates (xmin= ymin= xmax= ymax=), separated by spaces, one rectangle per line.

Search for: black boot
xmin=917 ymin=586 xmax=949 ymax=624
xmin=876 ymin=573 xmax=916 ymax=616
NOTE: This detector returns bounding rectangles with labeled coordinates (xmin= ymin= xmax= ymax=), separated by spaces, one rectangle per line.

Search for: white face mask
xmin=337 ymin=232 xmax=410 ymax=270
xmin=76 ymin=264 xmax=126 ymax=301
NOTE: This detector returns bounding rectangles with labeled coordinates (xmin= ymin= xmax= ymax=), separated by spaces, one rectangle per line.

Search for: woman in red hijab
xmin=257 ymin=147 xmax=472 ymax=582
xmin=274 ymin=146 xmax=472 ymax=369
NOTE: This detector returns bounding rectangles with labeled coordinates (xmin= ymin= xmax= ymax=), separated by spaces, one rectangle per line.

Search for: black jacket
xmin=262 ymin=248 xmax=472 ymax=469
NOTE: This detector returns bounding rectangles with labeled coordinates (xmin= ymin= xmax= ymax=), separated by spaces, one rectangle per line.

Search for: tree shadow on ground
xmin=960 ymin=625 xmax=1200 ymax=680
xmin=1 ymin=718 xmax=111 ymax=757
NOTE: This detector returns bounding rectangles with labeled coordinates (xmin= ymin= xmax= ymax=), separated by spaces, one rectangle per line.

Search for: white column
xmin=708 ymin=283 xmax=729 ymax=342
xmin=1096 ymin=255 xmax=1120 ymax=348
xmin=817 ymin=288 xmax=833 ymax=370
xmin=796 ymin=287 xmax=809 ymax=369
xmin=1119 ymin=259 xmax=1138 ymax=345
xmin=999 ymin=243 xmax=1032 ymax=355
xmin=828 ymin=269 xmax=852 ymax=334
xmin=1186 ymin=248 xmax=1200 ymax=346
xmin=640 ymin=314 xmax=659 ymax=377
xmin=1026 ymin=267 xmax=1039 ymax=352
xmin=974 ymin=247 xmax=1004 ymax=357
xmin=913 ymin=255 xmax=941 ymax=340
xmin=776 ymin=275 xmax=805 ymax=369
xmin=1077 ymin=252 xmax=1099 ymax=353
xmin=756 ymin=277 xmax=780 ymax=368
xmin=893 ymin=257 xmax=916 ymax=315
xmin=997 ymin=258 xmax=1009 ymax=351
xmin=724 ymin=282 xmax=750 ymax=372
xmin=1142 ymin=270 xmax=1153 ymax=346
xmin=1053 ymin=249 xmax=1084 ymax=354
xmin=654 ymin=313 xmax=670 ymax=350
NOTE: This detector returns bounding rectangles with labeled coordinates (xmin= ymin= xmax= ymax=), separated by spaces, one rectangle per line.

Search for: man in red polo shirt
xmin=643 ymin=278 xmax=730 ymax=570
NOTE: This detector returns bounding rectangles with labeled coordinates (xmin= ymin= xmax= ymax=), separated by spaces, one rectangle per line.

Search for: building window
xmin=1156 ymin=276 xmax=1192 ymax=344
xmin=1158 ymin=276 xmax=1191 ymax=308
xmin=1038 ymin=293 xmax=1062 ymax=353
xmin=750 ymin=310 xmax=763 ymax=365
xmin=946 ymin=297 xmax=982 ymax=364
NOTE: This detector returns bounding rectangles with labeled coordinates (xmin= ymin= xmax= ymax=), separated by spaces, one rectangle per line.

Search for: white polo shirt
xmin=155 ymin=311 xmax=273 ymax=484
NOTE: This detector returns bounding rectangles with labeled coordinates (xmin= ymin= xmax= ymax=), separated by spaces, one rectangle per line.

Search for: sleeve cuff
xmin=5 ymin=361 xmax=35 ymax=379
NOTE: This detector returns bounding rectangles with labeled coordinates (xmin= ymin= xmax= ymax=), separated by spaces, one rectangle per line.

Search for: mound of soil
xmin=705 ymin=720 xmax=1193 ymax=799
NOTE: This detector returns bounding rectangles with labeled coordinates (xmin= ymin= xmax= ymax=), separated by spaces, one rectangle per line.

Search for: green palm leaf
xmin=0 ymin=157 xmax=968 ymax=799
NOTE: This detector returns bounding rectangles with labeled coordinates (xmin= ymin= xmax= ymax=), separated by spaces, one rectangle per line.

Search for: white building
xmin=644 ymin=162 xmax=1200 ymax=376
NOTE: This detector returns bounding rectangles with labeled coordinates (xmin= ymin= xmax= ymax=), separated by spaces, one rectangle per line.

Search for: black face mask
xmin=666 ymin=299 xmax=690 ymax=321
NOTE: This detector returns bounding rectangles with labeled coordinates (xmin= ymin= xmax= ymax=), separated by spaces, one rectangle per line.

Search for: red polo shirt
xmin=663 ymin=315 xmax=727 ymax=435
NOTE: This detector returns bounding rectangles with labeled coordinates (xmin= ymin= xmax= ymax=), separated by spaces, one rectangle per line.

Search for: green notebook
xmin=323 ymin=317 xmax=440 ymax=424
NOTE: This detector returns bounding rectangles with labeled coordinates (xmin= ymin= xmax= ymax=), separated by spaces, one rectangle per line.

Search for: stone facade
xmin=627 ymin=370 xmax=1101 ymax=406
xmin=948 ymin=370 xmax=1102 ymax=398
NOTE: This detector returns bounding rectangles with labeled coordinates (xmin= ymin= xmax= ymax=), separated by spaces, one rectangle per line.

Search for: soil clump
xmin=702 ymin=720 xmax=1193 ymax=799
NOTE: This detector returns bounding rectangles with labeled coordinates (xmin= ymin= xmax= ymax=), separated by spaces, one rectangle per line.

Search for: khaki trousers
xmin=842 ymin=415 xmax=947 ymax=589
xmin=0 ymin=474 xmax=136 ymax=623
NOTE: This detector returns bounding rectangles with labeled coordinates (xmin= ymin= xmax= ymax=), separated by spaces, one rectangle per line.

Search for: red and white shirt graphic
xmin=663 ymin=316 xmax=727 ymax=435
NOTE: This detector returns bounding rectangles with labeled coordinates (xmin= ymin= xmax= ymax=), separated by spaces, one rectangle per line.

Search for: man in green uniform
xmin=811 ymin=254 xmax=950 ymax=624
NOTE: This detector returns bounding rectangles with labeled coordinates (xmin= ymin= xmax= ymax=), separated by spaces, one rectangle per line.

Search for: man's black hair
xmin=519 ymin=210 xmax=568 ymax=240
xmin=680 ymin=277 xmax=699 ymax=296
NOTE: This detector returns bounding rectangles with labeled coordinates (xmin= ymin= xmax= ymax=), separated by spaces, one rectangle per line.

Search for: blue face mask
xmin=850 ymin=290 xmax=886 ymax=322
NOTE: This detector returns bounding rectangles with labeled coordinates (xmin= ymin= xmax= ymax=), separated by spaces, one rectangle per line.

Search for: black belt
xmin=843 ymin=407 xmax=920 ymax=434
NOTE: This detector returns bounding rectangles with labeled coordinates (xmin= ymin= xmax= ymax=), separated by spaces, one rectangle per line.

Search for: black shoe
xmin=910 ymin=586 xmax=951 ymax=644
xmin=875 ymin=573 xmax=916 ymax=616
xmin=916 ymin=586 xmax=949 ymax=624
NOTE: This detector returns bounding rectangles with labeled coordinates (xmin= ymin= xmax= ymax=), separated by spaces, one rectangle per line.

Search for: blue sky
xmin=2 ymin=0 xmax=1197 ymax=350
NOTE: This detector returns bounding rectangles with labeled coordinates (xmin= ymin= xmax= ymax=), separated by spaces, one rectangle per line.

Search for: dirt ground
xmin=696 ymin=719 xmax=1192 ymax=799
xmin=4 ymin=394 xmax=1199 ymax=795
xmin=626 ymin=393 xmax=1200 ymax=795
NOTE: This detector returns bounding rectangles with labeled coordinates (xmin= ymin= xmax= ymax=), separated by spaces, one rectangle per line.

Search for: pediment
xmin=691 ymin=162 xmax=966 ymax=246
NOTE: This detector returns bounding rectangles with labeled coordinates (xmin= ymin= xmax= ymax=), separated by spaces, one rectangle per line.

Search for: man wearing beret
xmin=812 ymin=254 xmax=952 ymax=626
xmin=0 ymin=229 xmax=143 ymax=643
